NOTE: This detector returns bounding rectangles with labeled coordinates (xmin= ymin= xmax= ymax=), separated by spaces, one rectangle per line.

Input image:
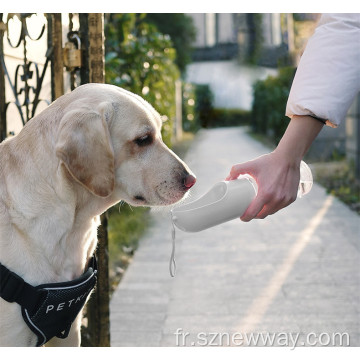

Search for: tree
xmin=105 ymin=14 xmax=180 ymax=146
xmin=145 ymin=13 xmax=196 ymax=74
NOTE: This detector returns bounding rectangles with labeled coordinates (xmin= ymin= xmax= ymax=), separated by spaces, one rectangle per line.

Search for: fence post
xmin=0 ymin=14 xmax=6 ymax=141
xmin=49 ymin=13 xmax=64 ymax=101
xmin=79 ymin=13 xmax=111 ymax=347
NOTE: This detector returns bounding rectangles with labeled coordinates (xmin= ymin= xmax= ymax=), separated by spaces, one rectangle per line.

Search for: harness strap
xmin=0 ymin=256 xmax=97 ymax=346
xmin=0 ymin=262 xmax=41 ymax=312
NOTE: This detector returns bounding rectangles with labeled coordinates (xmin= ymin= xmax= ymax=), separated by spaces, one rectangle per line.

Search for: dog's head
xmin=55 ymin=84 xmax=196 ymax=206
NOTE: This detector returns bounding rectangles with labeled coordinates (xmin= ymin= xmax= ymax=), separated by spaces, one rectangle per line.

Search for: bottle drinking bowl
xmin=171 ymin=176 xmax=257 ymax=233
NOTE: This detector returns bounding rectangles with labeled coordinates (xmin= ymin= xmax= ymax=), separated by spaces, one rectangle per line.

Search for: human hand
xmin=226 ymin=151 xmax=301 ymax=221
xmin=227 ymin=115 xmax=324 ymax=221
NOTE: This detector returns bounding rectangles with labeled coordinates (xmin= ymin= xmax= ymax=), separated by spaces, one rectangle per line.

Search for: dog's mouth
xmin=131 ymin=173 xmax=196 ymax=206
xmin=132 ymin=190 xmax=170 ymax=206
xmin=154 ymin=184 xmax=194 ymax=206
xmin=132 ymin=187 xmax=192 ymax=207
xmin=133 ymin=194 xmax=148 ymax=205
xmin=134 ymin=194 xmax=146 ymax=202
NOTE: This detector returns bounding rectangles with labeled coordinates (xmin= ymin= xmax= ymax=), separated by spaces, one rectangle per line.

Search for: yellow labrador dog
xmin=0 ymin=83 xmax=196 ymax=346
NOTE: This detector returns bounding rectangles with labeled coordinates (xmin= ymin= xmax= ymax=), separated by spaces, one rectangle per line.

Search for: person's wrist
xmin=272 ymin=146 xmax=302 ymax=168
xmin=273 ymin=115 xmax=323 ymax=165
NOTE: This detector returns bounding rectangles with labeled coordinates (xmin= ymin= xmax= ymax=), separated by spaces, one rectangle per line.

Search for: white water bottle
xmin=298 ymin=160 xmax=313 ymax=197
xmin=171 ymin=161 xmax=313 ymax=233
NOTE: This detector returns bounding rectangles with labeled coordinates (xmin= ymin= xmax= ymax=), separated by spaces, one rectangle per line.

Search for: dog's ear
xmin=56 ymin=102 xmax=115 ymax=197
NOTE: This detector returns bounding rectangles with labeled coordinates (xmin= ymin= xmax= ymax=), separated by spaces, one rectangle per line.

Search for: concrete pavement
xmin=110 ymin=127 xmax=360 ymax=347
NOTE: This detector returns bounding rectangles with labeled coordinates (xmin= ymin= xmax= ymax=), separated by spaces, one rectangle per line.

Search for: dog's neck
xmin=0 ymin=121 xmax=116 ymax=285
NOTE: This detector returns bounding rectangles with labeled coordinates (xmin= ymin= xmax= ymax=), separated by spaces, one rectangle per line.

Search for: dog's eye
xmin=134 ymin=134 xmax=153 ymax=147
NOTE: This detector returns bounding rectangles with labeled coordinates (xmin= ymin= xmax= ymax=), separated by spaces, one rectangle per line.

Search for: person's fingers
xmin=270 ymin=195 xmax=297 ymax=216
xmin=240 ymin=193 xmax=268 ymax=222
xmin=228 ymin=153 xmax=302 ymax=221
xmin=255 ymin=206 xmax=270 ymax=219
xmin=241 ymin=185 xmax=294 ymax=221
xmin=226 ymin=161 xmax=256 ymax=181
xmin=254 ymin=190 xmax=298 ymax=219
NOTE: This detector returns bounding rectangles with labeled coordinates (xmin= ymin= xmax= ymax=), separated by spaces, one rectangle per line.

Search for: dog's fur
xmin=0 ymin=83 xmax=195 ymax=346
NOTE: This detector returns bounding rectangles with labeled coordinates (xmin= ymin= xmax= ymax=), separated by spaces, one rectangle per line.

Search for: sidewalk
xmin=110 ymin=127 xmax=360 ymax=347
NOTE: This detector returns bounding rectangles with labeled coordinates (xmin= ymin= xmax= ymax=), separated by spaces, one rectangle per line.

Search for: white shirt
xmin=286 ymin=13 xmax=360 ymax=127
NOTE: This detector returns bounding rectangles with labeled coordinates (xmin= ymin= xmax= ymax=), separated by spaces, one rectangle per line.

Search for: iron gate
xmin=0 ymin=13 xmax=110 ymax=346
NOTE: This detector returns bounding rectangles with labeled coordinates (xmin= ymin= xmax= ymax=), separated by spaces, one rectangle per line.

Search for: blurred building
xmin=190 ymin=14 xmax=238 ymax=61
xmin=189 ymin=13 xmax=320 ymax=67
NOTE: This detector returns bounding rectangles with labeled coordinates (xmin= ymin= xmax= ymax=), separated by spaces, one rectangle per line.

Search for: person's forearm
xmin=274 ymin=115 xmax=324 ymax=164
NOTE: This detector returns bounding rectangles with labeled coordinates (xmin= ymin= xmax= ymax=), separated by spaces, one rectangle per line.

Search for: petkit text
xmin=45 ymin=290 xmax=91 ymax=314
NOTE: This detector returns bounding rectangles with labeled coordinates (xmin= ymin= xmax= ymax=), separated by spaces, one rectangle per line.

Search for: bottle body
xmin=171 ymin=161 xmax=313 ymax=232
xmin=298 ymin=161 xmax=313 ymax=198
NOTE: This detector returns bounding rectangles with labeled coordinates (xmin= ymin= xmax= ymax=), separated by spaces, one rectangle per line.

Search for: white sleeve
xmin=286 ymin=13 xmax=360 ymax=128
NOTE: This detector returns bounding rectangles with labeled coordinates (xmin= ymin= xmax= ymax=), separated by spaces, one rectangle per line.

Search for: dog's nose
xmin=184 ymin=174 xmax=196 ymax=189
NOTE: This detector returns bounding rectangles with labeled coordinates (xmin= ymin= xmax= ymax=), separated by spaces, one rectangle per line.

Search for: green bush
xmin=195 ymin=84 xmax=214 ymax=128
xmin=182 ymin=82 xmax=198 ymax=132
xmin=105 ymin=14 xmax=180 ymax=147
xmin=145 ymin=14 xmax=196 ymax=74
xmin=251 ymin=66 xmax=296 ymax=143
xmin=182 ymin=83 xmax=214 ymax=131
xmin=315 ymin=161 xmax=360 ymax=214
xmin=246 ymin=13 xmax=264 ymax=65
xmin=207 ymin=108 xmax=251 ymax=128
xmin=182 ymin=83 xmax=250 ymax=130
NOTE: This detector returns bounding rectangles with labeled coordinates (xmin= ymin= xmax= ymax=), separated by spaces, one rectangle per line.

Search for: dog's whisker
xmin=117 ymin=200 xmax=125 ymax=213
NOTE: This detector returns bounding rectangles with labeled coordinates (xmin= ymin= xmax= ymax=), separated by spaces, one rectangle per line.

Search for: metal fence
xmin=0 ymin=13 xmax=110 ymax=346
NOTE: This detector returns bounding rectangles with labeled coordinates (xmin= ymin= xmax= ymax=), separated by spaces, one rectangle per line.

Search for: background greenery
xmin=182 ymin=83 xmax=251 ymax=131
xmin=107 ymin=204 xmax=151 ymax=292
xmin=251 ymin=66 xmax=296 ymax=144
xmin=145 ymin=14 xmax=197 ymax=74
xmin=105 ymin=13 xmax=180 ymax=146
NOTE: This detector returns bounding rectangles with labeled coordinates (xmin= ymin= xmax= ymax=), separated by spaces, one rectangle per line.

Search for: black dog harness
xmin=0 ymin=257 xmax=97 ymax=346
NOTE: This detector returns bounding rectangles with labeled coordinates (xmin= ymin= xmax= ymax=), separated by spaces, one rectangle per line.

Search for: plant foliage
xmin=105 ymin=13 xmax=180 ymax=146
xmin=251 ymin=66 xmax=296 ymax=143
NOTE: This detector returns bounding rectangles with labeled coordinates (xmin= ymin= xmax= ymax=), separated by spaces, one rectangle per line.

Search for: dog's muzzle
xmin=0 ymin=257 xmax=97 ymax=346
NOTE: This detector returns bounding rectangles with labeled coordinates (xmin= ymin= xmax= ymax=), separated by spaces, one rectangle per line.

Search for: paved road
xmin=110 ymin=127 xmax=360 ymax=347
